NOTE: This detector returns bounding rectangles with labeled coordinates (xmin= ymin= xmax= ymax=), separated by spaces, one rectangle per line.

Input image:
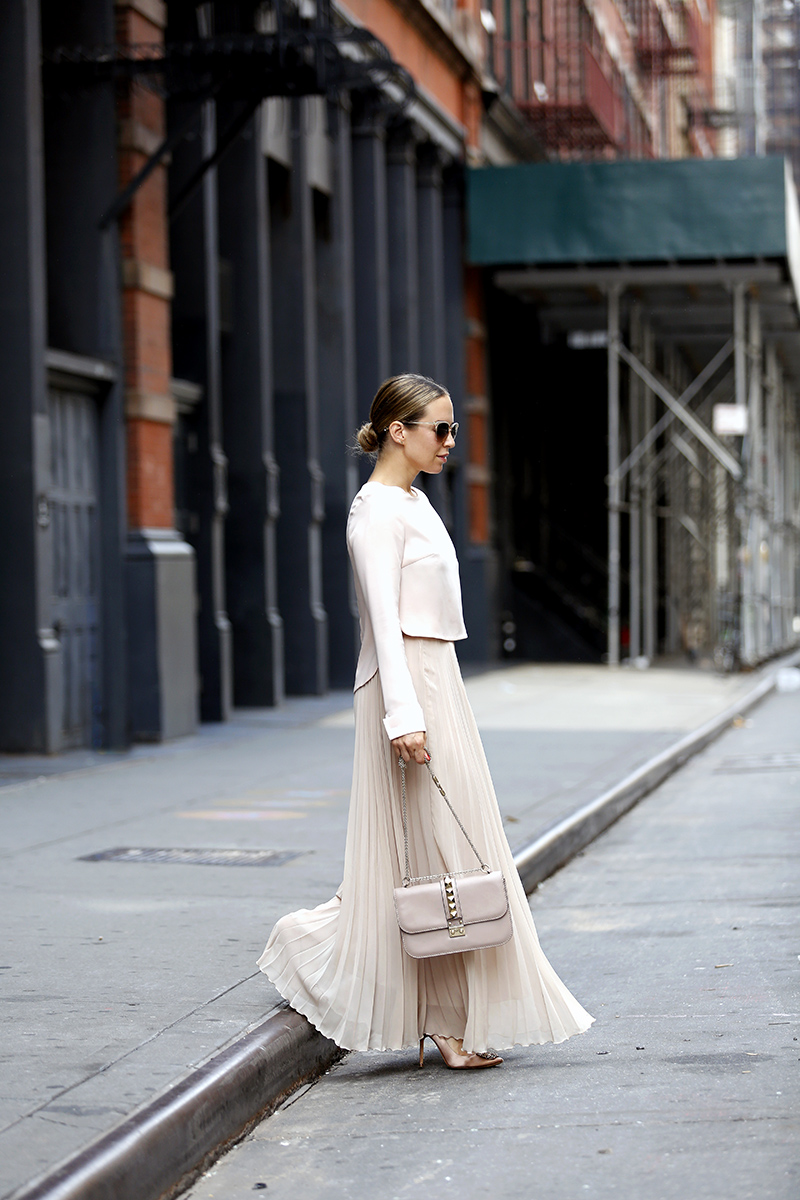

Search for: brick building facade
xmin=0 ymin=0 xmax=498 ymax=752
xmin=4 ymin=1 xmax=760 ymax=754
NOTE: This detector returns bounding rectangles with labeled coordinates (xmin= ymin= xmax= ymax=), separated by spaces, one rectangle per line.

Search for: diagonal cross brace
xmin=618 ymin=338 xmax=734 ymax=482
xmin=614 ymin=338 xmax=734 ymax=483
xmin=98 ymin=92 xmax=216 ymax=229
xmin=615 ymin=340 xmax=742 ymax=481
xmin=671 ymin=431 xmax=704 ymax=474
xmin=169 ymin=95 xmax=263 ymax=223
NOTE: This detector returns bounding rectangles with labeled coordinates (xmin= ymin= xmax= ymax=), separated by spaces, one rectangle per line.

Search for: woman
xmin=258 ymin=374 xmax=593 ymax=1068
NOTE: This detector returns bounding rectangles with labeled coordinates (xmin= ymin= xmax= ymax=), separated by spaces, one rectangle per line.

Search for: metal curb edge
xmin=9 ymin=649 xmax=800 ymax=1200
xmin=512 ymin=648 xmax=800 ymax=892
xmin=8 ymin=1009 xmax=343 ymax=1200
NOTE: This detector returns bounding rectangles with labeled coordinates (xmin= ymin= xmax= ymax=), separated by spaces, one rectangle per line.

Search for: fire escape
xmin=42 ymin=0 xmax=415 ymax=224
xmin=633 ymin=0 xmax=724 ymax=158
xmin=490 ymin=0 xmax=627 ymax=157
xmin=761 ymin=0 xmax=800 ymax=187
xmin=490 ymin=0 xmax=711 ymax=161
xmin=634 ymin=0 xmax=700 ymax=74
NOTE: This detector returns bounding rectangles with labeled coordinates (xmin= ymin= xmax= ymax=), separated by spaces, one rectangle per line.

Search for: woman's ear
xmin=387 ymin=420 xmax=405 ymax=446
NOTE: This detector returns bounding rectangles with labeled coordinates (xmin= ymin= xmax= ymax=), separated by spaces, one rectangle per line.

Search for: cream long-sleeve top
xmin=347 ymin=481 xmax=467 ymax=740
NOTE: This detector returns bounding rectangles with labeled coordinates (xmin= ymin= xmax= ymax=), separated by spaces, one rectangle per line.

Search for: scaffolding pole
xmin=742 ymin=297 xmax=763 ymax=663
xmin=607 ymin=284 xmax=622 ymax=666
xmin=663 ymin=344 xmax=679 ymax=655
xmin=733 ymin=282 xmax=747 ymax=410
xmin=765 ymin=343 xmax=782 ymax=647
xmin=628 ymin=304 xmax=642 ymax=661
xmin=642 ymin=321 xmax=657 ymax=662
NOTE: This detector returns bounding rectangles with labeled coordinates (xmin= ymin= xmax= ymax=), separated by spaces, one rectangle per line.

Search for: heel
xmin=419 ymin=1037 xmax=425 ymax=1068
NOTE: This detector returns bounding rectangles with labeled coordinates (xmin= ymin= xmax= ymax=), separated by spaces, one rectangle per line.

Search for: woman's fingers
xmin=391 ymin=737 xmax=408 ymax=762
xmin=391 ymin=732 xmax=426 ymax=763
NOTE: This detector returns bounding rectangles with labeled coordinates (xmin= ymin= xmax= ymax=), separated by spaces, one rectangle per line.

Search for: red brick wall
xmin=122 ymin=289 xmax=171 ymax=398
xmin=126 ymin=421 xmax=175 ymax=528
xmin=116 ymin=0 xmax=175 ymax=530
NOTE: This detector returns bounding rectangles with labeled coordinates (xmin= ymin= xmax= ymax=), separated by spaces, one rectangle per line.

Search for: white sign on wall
xmin=712 ymin=404 xmax=749 ymax=436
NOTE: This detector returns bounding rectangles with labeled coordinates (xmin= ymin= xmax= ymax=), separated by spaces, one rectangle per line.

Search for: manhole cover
xmin=79 ymin=847 xmax=302 ymax=867
xmin=715 ymin=753 xmax=800 ymax=773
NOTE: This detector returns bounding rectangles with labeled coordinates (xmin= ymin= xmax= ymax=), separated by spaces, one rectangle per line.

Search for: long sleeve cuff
xmin=383 ymin=703 xmax=427 ymax=741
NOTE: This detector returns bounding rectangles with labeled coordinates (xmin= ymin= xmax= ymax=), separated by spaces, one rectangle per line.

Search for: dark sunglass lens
xmin=435 ymin=422 xmax=458 ymax=440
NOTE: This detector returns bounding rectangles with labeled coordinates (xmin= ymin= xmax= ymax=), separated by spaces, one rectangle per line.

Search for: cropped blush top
xmin=347 ymin=481 xmax=468 ymax=740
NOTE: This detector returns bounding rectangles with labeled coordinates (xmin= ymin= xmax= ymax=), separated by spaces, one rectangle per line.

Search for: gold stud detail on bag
xmin=444 ymin=874 xmax=463 ymax=933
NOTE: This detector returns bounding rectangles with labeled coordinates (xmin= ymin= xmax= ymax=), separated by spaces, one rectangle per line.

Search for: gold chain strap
xmin=398 ymin=755 xmax=489 ymax=887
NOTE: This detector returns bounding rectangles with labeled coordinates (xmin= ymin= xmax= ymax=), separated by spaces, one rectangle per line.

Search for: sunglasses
xmin=402 ymin=421 xmax=459 ymax=441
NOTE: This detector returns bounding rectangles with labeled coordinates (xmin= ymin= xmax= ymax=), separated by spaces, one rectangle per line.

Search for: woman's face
xmin=400 ymin=394 xmax=456 ymax=475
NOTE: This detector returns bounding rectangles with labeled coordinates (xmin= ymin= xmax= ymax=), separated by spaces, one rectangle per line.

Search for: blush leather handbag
xmin=393 ymin=755 xmax=513 ymax=959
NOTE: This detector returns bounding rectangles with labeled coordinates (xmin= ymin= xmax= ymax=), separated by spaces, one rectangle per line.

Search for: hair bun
xmin=356 ymin=422 xmax=380 ymax=454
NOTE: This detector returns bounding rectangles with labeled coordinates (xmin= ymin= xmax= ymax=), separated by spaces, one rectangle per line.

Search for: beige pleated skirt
xmin=257 ymin=637 xmax=594 ymax=1053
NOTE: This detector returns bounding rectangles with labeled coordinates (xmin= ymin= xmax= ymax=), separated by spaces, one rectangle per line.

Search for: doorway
xmin=48 ymin=381 xmax=103 ymax=747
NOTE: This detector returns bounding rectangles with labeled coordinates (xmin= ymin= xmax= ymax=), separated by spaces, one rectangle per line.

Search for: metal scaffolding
xmin=471 ymin=156 xmax=800 ymax=670
xmin=496 ymin=262 xmax=800 ymax=668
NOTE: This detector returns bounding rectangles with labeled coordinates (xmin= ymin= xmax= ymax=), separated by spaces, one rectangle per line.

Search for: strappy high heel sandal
xmin=419 ymin=1034 xmax=503 ymax=1069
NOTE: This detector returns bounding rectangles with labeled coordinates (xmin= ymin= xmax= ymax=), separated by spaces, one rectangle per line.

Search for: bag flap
xmin=394 ymin=872 xmax=508 ymax=935
xmin=393 ymin=881 xmax=443 ymax=934
xmin=457 ymin=871 xmax=509 ymax=924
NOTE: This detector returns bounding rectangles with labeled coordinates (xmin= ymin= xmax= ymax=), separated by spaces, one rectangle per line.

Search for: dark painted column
xmin=443 ymin=165 xmax=494 ymax=662
xmin=170 ymin=98 xmax=232 ymax=722
xmin=386 ymin=124 xmax=419 ymax=376
xmin=416 ymin=143 xmax=446 ymax=384
xmin=42 ymin=0 xmax=128 ymax=748
xmin=0 ymin=0 xmax=56 ymax=750
xmin=351 ymin=93 xmax=390 ymax=426
xmin=442 ymin=163 xmax=466 ymax=544
xmin=271 ymin=99 xmax=328 ymax=695
xmin=218 ymin=104 xmax=284 ymax=707
xmin=416 ymin=141 xmax=448 ymax=515
xmin=317 ymin=99 xmax=359 ymax=690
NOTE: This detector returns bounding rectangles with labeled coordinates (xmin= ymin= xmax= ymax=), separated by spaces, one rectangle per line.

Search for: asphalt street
xmin=0 ymin=662 xmax=778 ymax=1197
xmin=186 ymin=687 xmax=800 ymax=1200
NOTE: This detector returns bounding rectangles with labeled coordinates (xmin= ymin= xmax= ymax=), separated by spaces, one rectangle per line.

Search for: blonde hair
xmin=355 ymin=374 xmax=449 ymax=456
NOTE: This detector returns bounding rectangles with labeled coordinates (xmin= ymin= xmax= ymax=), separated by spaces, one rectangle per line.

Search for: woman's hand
xmin=391 ymin=731 xmax=427 ymax=764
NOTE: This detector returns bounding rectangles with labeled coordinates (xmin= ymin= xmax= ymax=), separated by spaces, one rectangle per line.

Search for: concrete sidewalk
xmin=186 ymin=686 xmax=800 ymax=1200
xmin=0 ymin=661 xmax=780 ymax=1197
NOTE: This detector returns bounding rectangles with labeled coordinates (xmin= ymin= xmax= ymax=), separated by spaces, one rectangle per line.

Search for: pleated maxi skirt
xmin=257 ymin=637 xmax=594 ymax=1054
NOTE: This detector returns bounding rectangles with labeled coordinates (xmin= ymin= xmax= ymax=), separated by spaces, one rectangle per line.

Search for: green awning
xmin=467 ymin=157 xmax=800 ymax=292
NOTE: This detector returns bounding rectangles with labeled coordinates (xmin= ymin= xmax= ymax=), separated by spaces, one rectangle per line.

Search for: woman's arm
xmin=349 ymin=502 xmax=427 ymax=747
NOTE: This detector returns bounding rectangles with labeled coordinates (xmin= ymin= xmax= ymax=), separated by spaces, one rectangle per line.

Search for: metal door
xmin=49 ymin=385 xmax=102 ymax=748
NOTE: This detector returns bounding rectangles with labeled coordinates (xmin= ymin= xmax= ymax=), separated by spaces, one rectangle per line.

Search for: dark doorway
xmin=488 ymin=282 xmax=608 ymax=662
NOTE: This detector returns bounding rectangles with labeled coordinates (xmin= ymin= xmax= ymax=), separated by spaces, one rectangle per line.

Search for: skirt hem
xmin=258 ymin=961 xmax=595 ymax=1054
